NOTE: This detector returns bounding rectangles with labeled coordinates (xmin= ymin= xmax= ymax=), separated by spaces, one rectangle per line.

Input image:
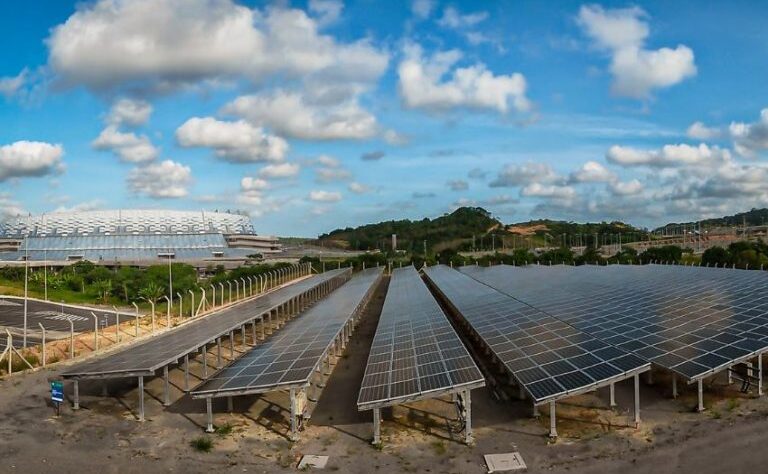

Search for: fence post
xmin=38 ymin=322 xmax=46 ymax=367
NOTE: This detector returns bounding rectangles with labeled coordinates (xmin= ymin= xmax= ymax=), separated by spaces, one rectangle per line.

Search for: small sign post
xmin=51 ymin=380 xmax=64 ymax=416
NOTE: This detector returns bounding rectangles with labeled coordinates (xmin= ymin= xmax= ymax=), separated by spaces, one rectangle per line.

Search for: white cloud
xmin=240 ymin=176 xmax=269 ymax=192
xmin=316 ymin=154 xmax=340 ymax=168
xmin=577 ymin=5 xmax=696 ymax=99
xmin=92 ymin=126 xmax=158 ymax=163
xmin=53 ymin=199 xmax=105 ymax=213
xmin=398 ymin=43 xmax=530 ymax=114
xmin=176 ymin=117 xmax=287 ymax=163
xmin=411 ymin=0 xmax=435 ymax=19
xmin=447 ymin=179 xmax=469 ymax=191
xmin=437 ymin=6 xmax=488 ymax=29
xmin=490 ymin=162 xmax=562 ymax=187
xmin=308 ymin=0 xmax=343 ymax=26
xmin=0 ymin=141 xmax=65 ymax=181
xmin=309 ymin=190 xmax=342 ymax=202
xmin=223 ymin=90 xmax=379 ymax=140
xmin=258 ymin=162 xmax=300 ymax=179
xmin=127 ymin=160 xmax=191 ymax=198
xmin=0 ymin=193 xmax=25 ymax=220
xmin=609 ymin=179 xmax=643 ymax=196
xmin=606 ymin=143 xmax=731 ymax=168
xmin=361 ymin=150 xmax=385 ymax=161
xmin=46 ymin=0 xmax=388 ymax=93
xmin=108 ymin=98 xmax=152 ymax=127
xmin=349 ymin=182 xmax=372 ymax=194
xmin=729 ymin=108 xmax=768 ymax=157
xmin=569 ymin=160 xmax=616 ymax=183
xmin=0 ymin=69 xmax=28 ymax=98
xmin=686 ymin=121 xmax=722 ymax=140
xmin=521 ymin=183 xmax=576 ymax=199
xmin=316 ymin=167 xmax=352 ymax=183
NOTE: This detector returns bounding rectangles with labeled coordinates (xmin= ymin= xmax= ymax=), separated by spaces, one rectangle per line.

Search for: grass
xmin=430 ymin=441 xmax=446 ymax=455
xmin=190 ymin=436 xmax=214 ymax=453
xmin=214 ymin=423 xmax=233 ymax=437
xmin=726 ymin=398 xmax=739 ymax=412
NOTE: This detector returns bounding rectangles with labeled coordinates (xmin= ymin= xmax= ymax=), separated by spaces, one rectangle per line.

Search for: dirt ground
xmin=3 ymin=279 xmax=768 ymax=473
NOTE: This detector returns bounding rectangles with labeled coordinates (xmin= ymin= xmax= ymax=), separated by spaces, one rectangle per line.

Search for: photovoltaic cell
xmin=424 ymin=265 xmax=648 ymax=404
xmin=460 ymin=264 xmax=768 ymax=381
xmin=191 ymin=268 xmax=382 ymax=398
xmin=357 ymin=267 xmax=484 ymax=410
xmin=62 ymin=268 xmax=349 ymax=379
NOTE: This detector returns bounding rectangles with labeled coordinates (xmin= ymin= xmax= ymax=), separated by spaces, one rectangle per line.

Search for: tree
xmin=701 ymin=246 xmax=730 ymax=267
xmin=139 ymin=281 xmax=164 ymax=303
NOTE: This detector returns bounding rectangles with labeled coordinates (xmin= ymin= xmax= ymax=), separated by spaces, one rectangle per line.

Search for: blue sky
xmin=1 ymin=0 xmax=768 ymax=236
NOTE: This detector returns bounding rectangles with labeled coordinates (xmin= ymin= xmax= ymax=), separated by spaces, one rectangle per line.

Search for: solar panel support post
xmin=227 ymin=396 xmax=233 ymax=413
xmin=462 ymin=389 xmax=473 ymax=445
xmin=532 ymin=403 xmax=539 ymax=419
xmin=202 ymin=346 xmax=208 ymax=378
xmin=73 ymin=380 xmax=80 ymax=410
xmin=372 ymin=408 xmax=381 ymax=445
xmin=229 ymin=331 xmax=235 ymax=359
xmin=548 ymin=401 xmax=557 ymax=439
xmin=633 ymin=374 xmax=640 ymax=427
xmin=184 ymin=354 xmax=190 ymax=391
xmin=289 ymin=387 xmax=299 ymax=442
xmin=696 ymin=379 xmax=704 ymax=412
xmin=609 ymin=383 xmax=616 ymax=407
xmin=216 ymin=338 xmax=222 ymax=368
xmin=252 ymin=321 xmax=257 ymax=344
xmin=205 ymin=397 xmax=214 ymax=433
xmin=758 ymin=353 xmax=763 ymax=396
xmin=163 ymin=365 xmax=170 ymax=406
xmin=672 ymin=375 xmax=678 ymax=399
xmin=646 ymin=369 xmax=653 ymax=385
xmin=137 ymin=376 xmax=145 ymax=422
xmin=241 ymin=326 xmax=246 ymax=350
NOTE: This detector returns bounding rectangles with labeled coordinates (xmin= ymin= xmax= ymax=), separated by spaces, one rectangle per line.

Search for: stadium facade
xmin=0 ymin=209 xmax=281 ymax=265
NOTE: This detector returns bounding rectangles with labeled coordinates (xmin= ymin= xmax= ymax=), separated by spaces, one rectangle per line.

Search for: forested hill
xmin=317 ymin=207 xmax=502 ymax=252
xmin=316 ymin=207 xmax=646 ymax=252
xmin=657 ymin=208 xmax=768 ymax=230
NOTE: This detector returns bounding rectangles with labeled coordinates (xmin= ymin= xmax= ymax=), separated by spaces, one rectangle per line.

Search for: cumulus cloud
xmin=729 ymin=108 xmax=768 ymax=157
xmin=609 ymin=179 xmax=643 ymax=196
xmin=315 ymin=154 xmax=340 ymax=168
xmin=176 ymin=117 xmax=287 ymax=163
xmin=0 ymin=141 xmax=65 ymax=181
xmin=490 ymin=162 xmax=562 ymax=187
xmin=411 ymin=0 xmax=435 ymax=19
xmin=437 ymin=6 xmax=488 ymax=29
xmin=398 ymin=42 xmax=530 ymax=114
xmin=521 ymin=183 xmax=576 ymax=199
xmin=309 ymin=190 xmax=342 ymax=202
xmin=241 ymin=176 xmax=269 ymax=192
xmin=223 ymin=90 xmax=379 ymax=140
xmin=467 ymin=168 xmax=488 ymax=180
xmin=46 ymin=0 xmax=388 ymax=93
xmin=0 ymin=193 xmax=25 ymax=220
xmin=258 ymin=162 xmax=300 ymax=179
xmin=568 ymin=160 xmax=616 ymax=183
xmin=108 ymin=98 xmax=152 ymax=127
xmin=577 ymin=5 xmax=696 ymax=99
xmin=686 ymin=121 xmax=722 ymax=140
xmin=316 ymin=167 xmax=352 ymax=183
xmin=348 ymin=182 xmax=372 ymax=194
xmin=447 ymin=179 xmax=469 ymax=191
xmin=92 ymin=126 xmax=159 ymax=163
xmin=361 ymin=150 xmax=385 ymax=161
xmin=127 ymin=160 xmax=191 ymax=198
xmin=606 ymin=143 xmax=731 ymax=168
xmin=308 ymin=0 xmax=343 ymax=26
xmin=0 ymin=69 xmax=28 ymax=98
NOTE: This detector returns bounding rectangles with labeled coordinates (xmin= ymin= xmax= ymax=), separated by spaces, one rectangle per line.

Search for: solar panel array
xmin=357 ymin=267 xmax=484 ymax=410
xmin=460 ymin=264 xmax=768 ymax=381
xmin=62 ymin=268 xmax=350 ymax=378
xmin=424 ymin=265 xmax=648 ymax=404
xmin=192 ymin=268 xmax=383 ymax=398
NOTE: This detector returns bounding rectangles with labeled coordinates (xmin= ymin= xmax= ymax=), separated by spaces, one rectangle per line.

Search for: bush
xmin=190 ymin=436 xmax=213 ymax=452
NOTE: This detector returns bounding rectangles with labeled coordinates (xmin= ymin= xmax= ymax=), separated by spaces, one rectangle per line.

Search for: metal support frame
xmin=163 ymin=365 xmax=170 ymax=406
xmin=609 ymin=382 xmax=616 ymax=407
xmin=289 ymin=387 xmax=299 ymax=441
xmin=205 ymin=398 xmax=214 ymax=433
xmin=697 ymin=379 xmax=705 ymax=412
xmin=548 ymin=401 xmax=557 ymax=439
xmin=759 ymin=353 xmax=763 ymax=396
xmin=202 ymin=345 xmax=208 ymax=378
xmin=461 ymin=389 xmax=473 ymax=444
xmin=633 ymin=374 xmax=640 ymax=426
xmin=138 ymin=376 xmax=145 ymax=422
xmin=372 ymin=407 xmax=381 ymax=445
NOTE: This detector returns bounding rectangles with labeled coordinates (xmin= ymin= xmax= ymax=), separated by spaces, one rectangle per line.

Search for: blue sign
xmin=51 ymin=381 xmax=64 ymax=403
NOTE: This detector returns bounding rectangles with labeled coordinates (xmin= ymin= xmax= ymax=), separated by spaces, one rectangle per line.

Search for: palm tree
xmin=94 ymin=279 xmax=113 ymax=303
xmin=138 ymin=281 xmax=164 ymax=303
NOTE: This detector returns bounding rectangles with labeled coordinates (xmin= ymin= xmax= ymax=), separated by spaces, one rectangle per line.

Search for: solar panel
xmin=460 ymin=264 xmax=768 ymax=381
xmin=424 ymin=265 xmax=648 ymax=404
xmin=357 ymin=267 xmax=484 ymax=410
xmin=191 ymin=268 xmax=383 ymax=398
xmin=61 ymin=268 xmax=350 ymax=379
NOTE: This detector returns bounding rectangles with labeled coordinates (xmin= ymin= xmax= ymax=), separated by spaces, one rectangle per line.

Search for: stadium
xmin=0 ymin=209 xmax=281 ymax=266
